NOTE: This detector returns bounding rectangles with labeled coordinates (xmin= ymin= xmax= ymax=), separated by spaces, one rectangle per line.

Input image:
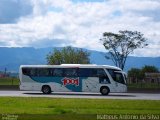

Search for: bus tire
xmin=42 ymin=85 xmax=51 ymax=94
xmin=100 ymin=86 xmax=110 ymax=95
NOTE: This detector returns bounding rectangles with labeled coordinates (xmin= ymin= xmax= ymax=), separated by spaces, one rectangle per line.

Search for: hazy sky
xmin=0 ymin=0 xmax=160 ymax=57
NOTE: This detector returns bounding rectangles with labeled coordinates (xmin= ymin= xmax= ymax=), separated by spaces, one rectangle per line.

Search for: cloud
xmin=0 ymin=41 xmax=9 ymax=46
xmin=0 ymin=0 xmax=160 ymax=57
xmin=0 ymin=0 xmax=33 ymax=24
xmin=27 ymin=38 xmax=70 ymax=48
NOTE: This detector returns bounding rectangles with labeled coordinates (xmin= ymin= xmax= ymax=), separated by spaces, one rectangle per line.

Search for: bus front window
xmin=114 ymin=72 xmax=125 ymax=84
xmin=107 ymin=69 xmax=126 ymax=85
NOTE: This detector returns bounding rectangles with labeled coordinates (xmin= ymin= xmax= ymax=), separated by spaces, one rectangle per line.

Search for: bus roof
xmin=20 ymin=64 xmax=122 ymax=70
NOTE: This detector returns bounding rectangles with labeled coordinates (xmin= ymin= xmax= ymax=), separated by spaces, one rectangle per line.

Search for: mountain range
xmin=0 ymin=47 xmax=159 ymax=72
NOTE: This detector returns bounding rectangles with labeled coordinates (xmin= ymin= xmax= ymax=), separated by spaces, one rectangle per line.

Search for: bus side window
xmin=97 ymin=69 xmax=110 ymax=84
xmin=96 ymin=69 xmax=106 ymax=77
xmin=30 ymin=68 xmax=37 ymax=76
xmin=79 ymin=68 xmax=92 ymax=77
xmin=79 ymin=68 xmax=104 ymax=77
xmin=22 ymin=68 xmax=30 ymax=75
xmin=36 ymin=68 xmax=50 ymax=76
xmin=63 ymin=68 xmax=78 ymax=77
xmin=53 ymin=68 xmax=63 ymax=77
xmin=48 ymin=68 xmax=55 ymax=76
xmin=107 ymin=69 xmax=117 ymax=81
xmin=22 ymin=68 xmax=37 ymax=76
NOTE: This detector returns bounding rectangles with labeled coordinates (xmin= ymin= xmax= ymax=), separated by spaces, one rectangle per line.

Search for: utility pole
xmin=4 ymin=67 xmax=7 ymax=77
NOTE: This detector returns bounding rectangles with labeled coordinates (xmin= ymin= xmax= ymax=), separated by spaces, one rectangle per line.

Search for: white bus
xmin=19 ymin=64 xmax=127 ymax=95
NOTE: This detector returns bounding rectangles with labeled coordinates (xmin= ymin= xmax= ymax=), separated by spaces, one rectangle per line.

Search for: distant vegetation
xmin=0 ymin=47 xmax=159 ymax=72
xmin=46 ymin=46 xmax=90 ymax=65
xmin=128 ymin=65 xmax=159 ymax=83
xmin=127 ymin=65 xmax=160 ymax=90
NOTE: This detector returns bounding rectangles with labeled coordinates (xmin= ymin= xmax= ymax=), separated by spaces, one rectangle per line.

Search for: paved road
xmin=0 ymin=90 xmax=160 ymax=100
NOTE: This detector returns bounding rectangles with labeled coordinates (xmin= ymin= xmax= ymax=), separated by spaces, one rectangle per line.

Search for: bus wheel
xmin=42 ymin=85 xmax=51 ymax=94
xmin=100 ymin=86 xmax=110 ymax=95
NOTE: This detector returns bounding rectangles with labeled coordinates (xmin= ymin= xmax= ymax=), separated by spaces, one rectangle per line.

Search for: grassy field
xmin=0 ymin=97 xmax=160 ymax=120
xmin=0 ymin=77 xmax=19 ymax=85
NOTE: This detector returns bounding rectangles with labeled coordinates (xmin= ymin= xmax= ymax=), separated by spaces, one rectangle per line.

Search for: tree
xmin=141 ymin=65 xmax=159 ymax=78
xmin=46 ymin=46 xmax=90 ymax=65
xmin=128 ymin=68 xmax=143 ymax=83
xmin=127 ymin=66 xmax=159 ymax=83
xmin=141 ymin=65 xmax=159 ymax=73
xmin=100 ymin=30 xmax=148 ymax=70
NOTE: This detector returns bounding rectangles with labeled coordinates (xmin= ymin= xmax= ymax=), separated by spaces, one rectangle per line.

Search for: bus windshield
xmin=107 ymin=69 xmax=126 ymax=84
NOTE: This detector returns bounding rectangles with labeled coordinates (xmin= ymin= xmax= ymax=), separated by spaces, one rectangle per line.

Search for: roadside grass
xmin=127 ymin=83 xmax=160 ymax=89
xmin=0 ymin=97 xmax=160 ymax=120
xmin=0 ymin=78 xmax=19 ymax=85
xmin=0 ymin=97 xmax=160 ymax=114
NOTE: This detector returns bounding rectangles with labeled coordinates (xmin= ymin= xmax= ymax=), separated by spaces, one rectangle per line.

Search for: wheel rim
xmin=102 ymin=88 xmax=108 ymax=94
xmin=43 ymin=87 xmax=49 ymax=93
